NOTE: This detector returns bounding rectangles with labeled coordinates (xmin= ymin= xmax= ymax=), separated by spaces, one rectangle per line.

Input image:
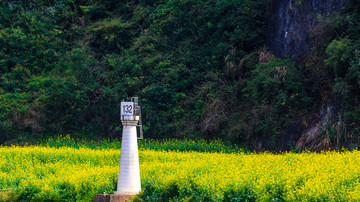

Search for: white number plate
xmin=121 ymin=102 xmax=134 ymax=116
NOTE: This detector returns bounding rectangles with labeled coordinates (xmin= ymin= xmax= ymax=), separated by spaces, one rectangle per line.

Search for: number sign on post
xmin=116 ymin=99 xmax=141 ymax=196
xmin=121 ymin=102 xmax=134 ymax=116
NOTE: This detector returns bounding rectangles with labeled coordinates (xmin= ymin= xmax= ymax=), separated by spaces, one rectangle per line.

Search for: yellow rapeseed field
xmin=1 ymin=144 xmax=360 ymax=201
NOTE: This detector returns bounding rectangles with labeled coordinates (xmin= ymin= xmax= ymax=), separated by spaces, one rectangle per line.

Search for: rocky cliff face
xmin=268 ymin=0 xmax=347 ymax=58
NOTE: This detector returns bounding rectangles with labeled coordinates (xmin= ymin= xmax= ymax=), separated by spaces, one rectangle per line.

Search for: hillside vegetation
xmin=1 ymin=0 xmax=360 ymax=150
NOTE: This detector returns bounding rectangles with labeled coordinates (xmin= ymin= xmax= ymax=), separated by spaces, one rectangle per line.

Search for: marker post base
xmin=116 ymin=119 xmax=141 ymax=195
xmin=94 ymin=194 xmax=134 ymax=202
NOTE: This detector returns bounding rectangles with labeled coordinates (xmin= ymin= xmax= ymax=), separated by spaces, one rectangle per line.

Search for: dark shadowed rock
xmin=268 ymin=0 xmax=346 ymax=58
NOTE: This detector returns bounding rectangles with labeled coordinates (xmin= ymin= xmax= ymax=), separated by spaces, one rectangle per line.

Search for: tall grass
xmin=42 ymin=135 xmax=246 ymax=153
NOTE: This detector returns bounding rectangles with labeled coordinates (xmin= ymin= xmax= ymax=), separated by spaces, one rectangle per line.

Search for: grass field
xmin=1 ymin=136 xmax=360 ymax=201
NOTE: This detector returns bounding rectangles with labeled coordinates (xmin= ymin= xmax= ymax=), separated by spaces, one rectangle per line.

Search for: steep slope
xmin=268 ymin=0 xmax=346 ymax=58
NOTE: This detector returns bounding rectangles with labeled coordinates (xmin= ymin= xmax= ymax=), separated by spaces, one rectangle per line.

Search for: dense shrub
xmin=1 ymin=0 xmax=360 ymax=150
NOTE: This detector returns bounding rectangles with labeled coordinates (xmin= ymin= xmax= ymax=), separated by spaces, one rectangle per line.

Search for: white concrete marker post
xmin=115 ymin=101 xmax=141 ymax=195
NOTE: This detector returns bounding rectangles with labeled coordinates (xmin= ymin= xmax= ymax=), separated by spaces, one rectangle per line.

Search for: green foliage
xmin=0 ymin=0 xmax=267 ymax=142
xmin=245 ymin=59 xmax=310 ymax=108
xmin=318 ymin=1 xmax=360 ymax=141
xmin=238 ymin=58 xmax=313 ymax=146
xmin=325 ymin=38 xmax=352 ymax=77
xmin=0 ymin=0 xmax=359 ymax=150
xmin=41 ymin=135 xmax=247 ymax=154
xmin=87 ymin=18 xmax=136 ymax=54
xmin=347 ymin=49 xmax=360 ymax=89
